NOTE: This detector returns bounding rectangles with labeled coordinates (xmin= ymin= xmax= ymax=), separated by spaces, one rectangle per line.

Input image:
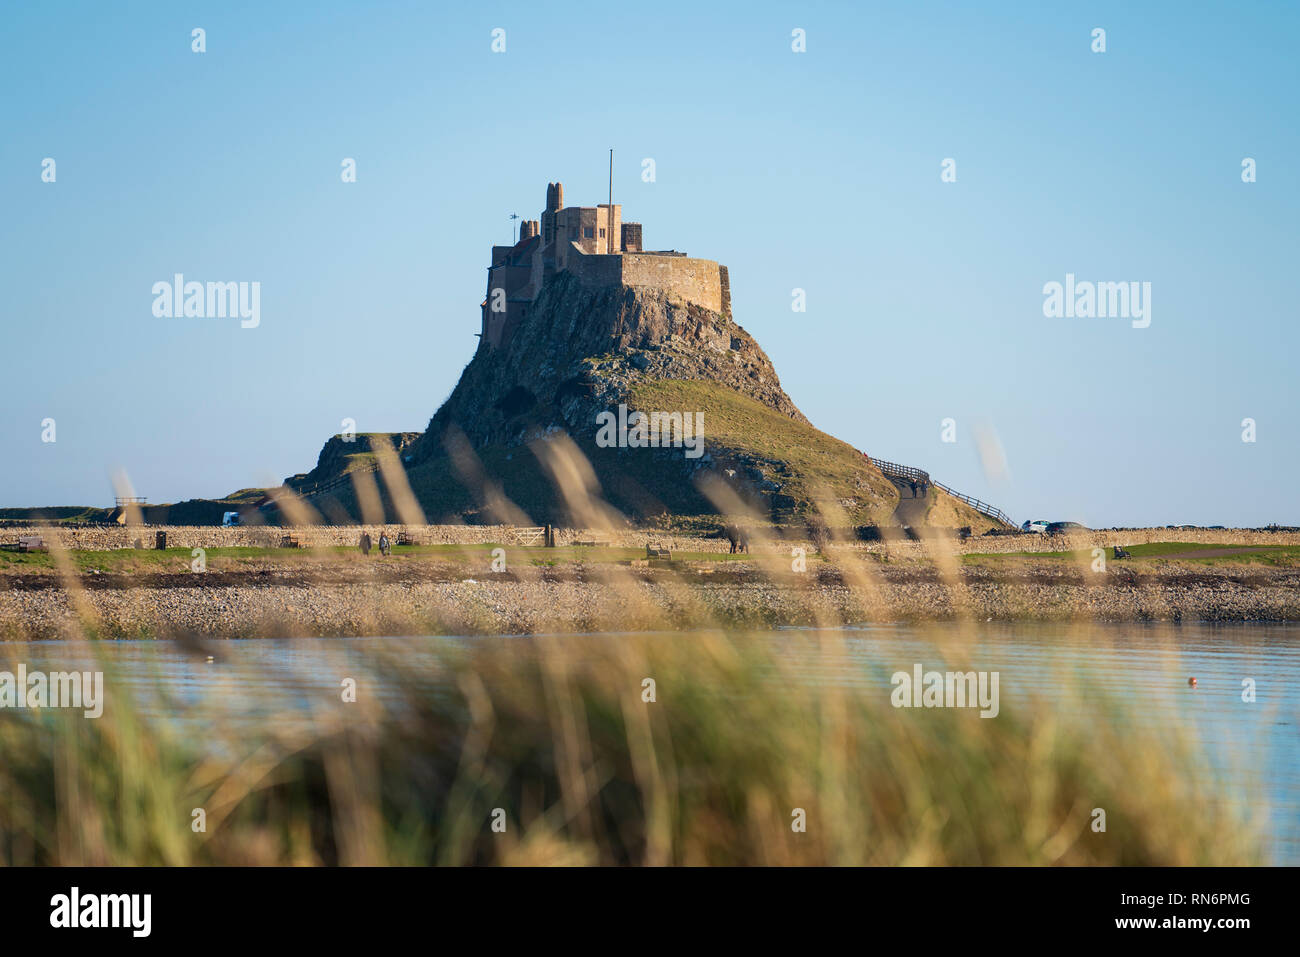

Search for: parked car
xmin=1021 ymin=520 xmax=1049 ymax=533
xmin=1046 ymin=521 xmax=1088 ymax=535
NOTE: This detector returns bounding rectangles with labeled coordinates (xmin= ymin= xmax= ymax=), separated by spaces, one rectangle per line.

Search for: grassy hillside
xmin=0 ymin=506 xmax=109 ymax=523
xmin=306 ymin=380 xmax=899 ymax=527
xmin=625 ymin=378 xmax=898 ymax=524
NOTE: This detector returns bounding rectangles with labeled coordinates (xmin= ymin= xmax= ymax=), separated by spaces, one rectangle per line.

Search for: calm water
xmin=11 ymin=622 xmax=1299 ymax=864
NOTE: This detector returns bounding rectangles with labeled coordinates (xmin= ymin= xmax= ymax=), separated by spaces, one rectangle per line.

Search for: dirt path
xmin=1152 ymin=547 xmax=1272 ymax=560
xmin=891 ymin=482 xmax=931 ymax=526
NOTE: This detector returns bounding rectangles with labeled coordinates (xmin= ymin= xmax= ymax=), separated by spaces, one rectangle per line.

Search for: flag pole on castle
xmin=608 ymin=148 xmax=614 ymax=254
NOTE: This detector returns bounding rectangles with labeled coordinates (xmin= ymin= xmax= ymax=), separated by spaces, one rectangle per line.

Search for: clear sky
xmin=3 ymin=0 xmax=1296 ymax=527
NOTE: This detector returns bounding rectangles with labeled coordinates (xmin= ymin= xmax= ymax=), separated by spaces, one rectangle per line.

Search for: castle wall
xmin=567 ymin=250 xmax=623 ymax=288
xmin=483 ymin=182 xmax=726 ymax=350
xmin=489 ymin=263 xmax=531 ymax=293
xmin=621 ymin=254 xmax=724 ymax=313
xmin=482 ymin=257 xmax=535 ymax=347
xmin=548 ymin=249 xmax=726 ymax=315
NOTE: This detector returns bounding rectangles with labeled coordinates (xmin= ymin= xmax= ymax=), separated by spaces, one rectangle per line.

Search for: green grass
xmin=8 ymin=539 xmax=1295 ymax=576
xmin=0 ymin=543 xmax=756 ymax=575
xmin=963 ymin=541 xmax=1300 ymax=567
xmin=1149 ymin=545 xmax=1300 ymax=567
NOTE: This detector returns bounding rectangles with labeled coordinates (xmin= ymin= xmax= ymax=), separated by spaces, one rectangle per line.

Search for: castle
xmin=481 ymin=182 xmax=730 ymax=349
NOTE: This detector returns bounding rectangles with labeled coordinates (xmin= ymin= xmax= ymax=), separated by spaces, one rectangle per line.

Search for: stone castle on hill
xmin=481 ymin=181 xmax=731 ymax=349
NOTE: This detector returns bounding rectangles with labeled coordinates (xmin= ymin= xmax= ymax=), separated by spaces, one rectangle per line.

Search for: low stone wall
xmin=1 ymin=524 xmax=536 ymax=551
xmin=3 ymin=524 xmax=1296 ymax=556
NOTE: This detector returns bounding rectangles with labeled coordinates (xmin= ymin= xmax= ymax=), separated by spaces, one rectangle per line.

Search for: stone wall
xmin=9 ymin=524 xmax=1292 ymax=556
xmin=567 ymin=251 xmax=623 ymax=289
xmin=3 ymin=524 xmax=584 ymax=551
xmin=620 ymin=254 xmax=724 ymax=313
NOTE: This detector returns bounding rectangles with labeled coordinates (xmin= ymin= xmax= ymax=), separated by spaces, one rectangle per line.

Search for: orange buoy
xmin=1187 ymin=677 xmax=1197 ymax=687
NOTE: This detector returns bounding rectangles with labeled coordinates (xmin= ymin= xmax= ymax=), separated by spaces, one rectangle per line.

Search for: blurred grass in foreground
xmin=0 ymin=435 xmax=1269 ymax=866
xmin=0 ymin=630 xmax=1262 ymax=866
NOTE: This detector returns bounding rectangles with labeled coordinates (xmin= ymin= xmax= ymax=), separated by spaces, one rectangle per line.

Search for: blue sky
xmin=2 ymin=0 xmax=1296 ymax=527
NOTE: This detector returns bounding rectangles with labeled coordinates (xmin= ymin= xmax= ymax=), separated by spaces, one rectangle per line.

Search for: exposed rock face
xmin=398 ymin=271 xmax=901 ymax=525
xmin=414 ymin=272 xmax=806 ymax=457
xmin=286 ymin=432 xmax=420 ymax=489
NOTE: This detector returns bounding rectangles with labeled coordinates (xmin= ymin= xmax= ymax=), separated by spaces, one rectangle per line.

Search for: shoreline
xmin=4 ymin=522 xmax=1300 ymax=552
xmin=3 ymin=525 xmax=1297 ymax=640
xmin=3 ymin=564 xmax=1297 ymax=640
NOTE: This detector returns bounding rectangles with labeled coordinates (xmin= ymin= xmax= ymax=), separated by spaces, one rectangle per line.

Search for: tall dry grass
xmin=0 ymin=439 xmax=1268 ymax=866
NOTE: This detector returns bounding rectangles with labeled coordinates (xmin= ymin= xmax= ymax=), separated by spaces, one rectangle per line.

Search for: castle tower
xmin=542 ymin=182 xmax=564 ymax=246
xmin=482 ymin=177 xmax=726 ymax=352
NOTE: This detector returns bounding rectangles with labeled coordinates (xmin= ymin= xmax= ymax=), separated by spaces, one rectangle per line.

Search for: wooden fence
xmin=866 ymin=456 xmax=1017 ymax=529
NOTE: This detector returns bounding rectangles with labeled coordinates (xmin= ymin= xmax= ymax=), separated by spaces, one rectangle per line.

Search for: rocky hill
xmin=391 ymin=271 xmax=901 ymax=526
xmin=284 ymin=432 xmax=420 ymax=491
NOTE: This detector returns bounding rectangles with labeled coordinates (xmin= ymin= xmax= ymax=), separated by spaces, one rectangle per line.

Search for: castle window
xmin=599 ymin=228 xmax=605 ymax=238
xmin=584 ymin=227 xmax=594 ymax=239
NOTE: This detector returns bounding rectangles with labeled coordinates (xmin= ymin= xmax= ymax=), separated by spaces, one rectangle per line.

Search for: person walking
xmin=379 ymin=532 xmax=390 ymax=557
xmin=359 ymin=532 xmax=372 ymax=556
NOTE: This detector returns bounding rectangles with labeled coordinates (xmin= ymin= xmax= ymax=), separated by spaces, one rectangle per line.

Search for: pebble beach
xmin=2 ymin=523 xmax=1297 ymax=639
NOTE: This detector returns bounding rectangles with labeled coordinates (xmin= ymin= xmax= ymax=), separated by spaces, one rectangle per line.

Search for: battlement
xmin=481 ymin=181 xmax=728 ymax=350
xmin=568 ymin=251 xmax=727 ymax=315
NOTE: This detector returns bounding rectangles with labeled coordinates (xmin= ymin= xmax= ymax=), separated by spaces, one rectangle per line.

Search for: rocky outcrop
xmin=413 ymin=272 xmax=805 ymax=459
xmin=390 ymin=269 xmax=902 ymax=524
xmin=286 ymin=432 xmax=420 ymax=489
